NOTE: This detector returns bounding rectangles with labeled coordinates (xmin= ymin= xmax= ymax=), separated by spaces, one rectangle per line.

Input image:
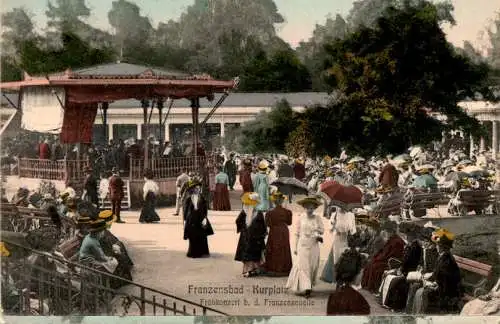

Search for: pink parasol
xmin=319 ymin=180 xmax=363 ymax=209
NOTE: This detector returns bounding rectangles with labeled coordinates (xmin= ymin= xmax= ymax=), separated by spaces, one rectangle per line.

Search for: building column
xmin=469 ymin=134 xmax=474 ymax=158
xmin=480 ymin=121 xmax=486 ymax=152
xmin=220 ymin=122 xmax=225 ymax=138
xmin=164 ymin=123 xmax=170 ymax=142
xmin=108 ymin=123 xmax=114 ymax=141
xmin=137 ymin=124 xmax=142 ymax=140
xmin=493 ymin=121 xmax=498 ymax=157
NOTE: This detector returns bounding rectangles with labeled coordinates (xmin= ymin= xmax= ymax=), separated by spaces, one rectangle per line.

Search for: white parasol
xmin=348 ymin=156 xmax=365 ymax=163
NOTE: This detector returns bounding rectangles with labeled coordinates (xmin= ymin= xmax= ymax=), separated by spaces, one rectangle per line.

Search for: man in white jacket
xmin=173 ymin=169 xmax=190 ymax=216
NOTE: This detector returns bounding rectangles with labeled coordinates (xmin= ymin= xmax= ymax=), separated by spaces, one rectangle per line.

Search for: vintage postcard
xmin=0 ymin=0 xmax=499 ymax=320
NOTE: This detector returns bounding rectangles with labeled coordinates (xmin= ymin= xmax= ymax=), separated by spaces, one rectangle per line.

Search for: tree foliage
xmin=237 ymin=100 xmax=298 ymax=153
xmin=308 ymin=0 xmax=497 ymax=157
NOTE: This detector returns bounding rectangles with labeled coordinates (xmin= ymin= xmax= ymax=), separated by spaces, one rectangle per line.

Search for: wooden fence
xmin=17 ymin=158 xmax=89 ymax=181
xmin=129 ymin=154 xmax=218 ymax=180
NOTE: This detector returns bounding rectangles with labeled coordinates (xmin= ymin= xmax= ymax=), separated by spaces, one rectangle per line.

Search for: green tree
xmin=312 ymin=0 xmax=496 ymax=157
xmin=108 ymin=0 xmax=153 ymax=61
xmin=237 ymin=99 xmax=298 ymax=153
xmin=18 ymin=30 xmax=115 ymax=75
xmin=285 ymin=119 xmax=314 ymax=157
xmin=239 ymin=49 xmax=311 ymax=92
xmin=296 ymin=14 xmax=350 ymax=91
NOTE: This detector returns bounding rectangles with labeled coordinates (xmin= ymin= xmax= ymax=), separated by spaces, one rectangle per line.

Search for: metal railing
xmin=1 ymin=239 xmax=228 ymax=316
xmin=129 ymin=154 xmax=218 ymax=180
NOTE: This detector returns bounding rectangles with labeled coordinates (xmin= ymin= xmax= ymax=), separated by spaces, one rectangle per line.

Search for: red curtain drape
xmin=60 ymin=102 xmax=98 ymax=144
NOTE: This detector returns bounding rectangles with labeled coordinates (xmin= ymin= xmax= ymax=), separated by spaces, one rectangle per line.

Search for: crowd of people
xmin=1 ymin=133 xmax=499 ymax=316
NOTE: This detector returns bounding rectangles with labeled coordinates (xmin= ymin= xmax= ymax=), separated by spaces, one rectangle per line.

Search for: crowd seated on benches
xmin=348 ymin=215 xmax=497 ymax=315
xmin=1 ymin=181 xmax=135 ymax=314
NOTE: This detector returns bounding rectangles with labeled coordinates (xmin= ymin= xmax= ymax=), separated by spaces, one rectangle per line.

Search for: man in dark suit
xmin=83 ymin=166 xmax=99 ymax=207
xmin=108 ymin=167 xmax=125 ymax=223
xmin=224 ymin=153 xmax=237 ymax=191
xmin=277 ymin=157 xmax=294 ymax=202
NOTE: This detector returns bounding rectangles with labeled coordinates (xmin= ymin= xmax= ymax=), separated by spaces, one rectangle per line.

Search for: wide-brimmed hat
xmin=0 ymin=242 xmax=11 ymax=257
xmin=297 ymin=196 xmax=322 ymax=209
xmin=88 ymin=218 xmax=107 ymax=232
xmin=355 ymin=214 xmax=380 ymax=229
xmin=431 ymin=228 xmax=455 ymax=248
xmin=98 ymin=209 xmax=115 ymax=226
xmin=295 ymin=158 xmax=304 ymax=164
xmin=186 ymin=179 xmax=202 ymax=190
xmin=241 ymin=192 xmax=260 ymax=206
xmin=270 ymin=191 xmax=287 ymax=202
xmin=77 ymin=200 xmax=99 ymax=220
xmin=258 ymin=160 xmax=269 ymax=171
xmin=375 ymin=185 xmax=394 ymax=194
xmin=243 ymin=158 xmax=252 ymax=166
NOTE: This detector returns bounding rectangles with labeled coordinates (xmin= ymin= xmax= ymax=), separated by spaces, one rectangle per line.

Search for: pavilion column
xmin=220 ymin=122 xmax=225 ymax=138
xmin=492 ymin=121 xmax=498 ymax=157
xmin=141 ymin=99 xmax=150 ymax=169
xmin=158 ymin=98 xmax=164 ymax=144
xmin=102 ymin=102 xmax=109 ymax=143
xmin=191 ymin=98 xmax=200 ymax=170
xmin=469 ymin=134 xmax=474 ymax=158
xmin=480 ymin=121 xmax=486 ymax=152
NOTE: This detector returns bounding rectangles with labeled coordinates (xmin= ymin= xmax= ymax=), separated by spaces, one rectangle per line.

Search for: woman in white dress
xmin=320 ymin=206 xmax=357 ymax=284
xmin=286 ymin=196 xmax=324 ymax=298
xmin=461 ymin=277 xmax=500 ymax=315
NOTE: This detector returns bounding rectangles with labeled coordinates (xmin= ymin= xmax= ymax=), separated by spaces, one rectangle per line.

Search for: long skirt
xmin=212 ymin=183 xmax=231 ymax=211
xmin=139 ymin=192 xmax=160 ymax=223
xmin=187 ymin=234 xmax=210 ymax=258
xmin=286 ymin=241 xmax=320 ymax=294
xmin=320 ymin=232 xmax=349 ymax=283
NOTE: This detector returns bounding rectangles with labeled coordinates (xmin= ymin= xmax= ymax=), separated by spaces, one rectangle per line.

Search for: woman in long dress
xmin=235 ymin=192 xmax=267 ymax=277
xmin=183 ymin=180 xmax=211 ymax=258
xmin=213 ymin=166 xmax=231 ymax=211
xmin=320 ymin=206 xmax=357 ymax=284
xmin=264 ymin=191 xmax=292 ymax=276
xmin=253 ymin=160 xmax=271 ymax=212
xmin=139 ymin=169 xmax=160 ymax=223
xmin=286 ymin=196 xmax=324 ymax=297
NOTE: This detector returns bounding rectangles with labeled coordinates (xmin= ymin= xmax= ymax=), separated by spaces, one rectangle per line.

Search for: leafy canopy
xmin=311 ymin=0 xmax=497 ymax=157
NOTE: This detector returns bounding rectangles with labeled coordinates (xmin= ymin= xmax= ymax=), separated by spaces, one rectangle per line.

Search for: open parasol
xmin=411 ymin=174 xmax=438 ymax=189
xmin=270 ymin=177 xmax=310 ymax=195
xmin=348 ymin=156 xmax=365 ymax=164
xmin=318 ymin=180 xmax=363 ymax=210
xmin=444 ymin=171 xmax=469 ymax=182
xmin=463 ymin=165 xmax=489 ymax=178
xmin=392 ymin=154 xmax=411 ymax=166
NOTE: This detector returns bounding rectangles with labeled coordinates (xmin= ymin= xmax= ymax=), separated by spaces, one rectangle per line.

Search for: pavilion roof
xmin=0 ymin=62 xmax=236 ymax=100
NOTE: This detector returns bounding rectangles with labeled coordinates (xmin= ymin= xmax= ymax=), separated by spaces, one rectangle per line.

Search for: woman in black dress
xmin=183 ymin=179 xmax=212 ymax=258
xmin=139 ymin=169 xmax=160 ymax=223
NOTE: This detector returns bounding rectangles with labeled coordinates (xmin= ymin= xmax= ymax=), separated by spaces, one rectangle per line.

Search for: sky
xmin=0 ymin=0 xmax=499 ymax=50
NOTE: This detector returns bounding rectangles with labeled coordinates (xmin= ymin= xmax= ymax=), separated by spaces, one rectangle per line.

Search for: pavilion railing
xmin=16 ymin=158 xmax=90 ymax=182
xmin=129 ymin=154 xmax=218 ymax=180
xmin=1 ymin=239 xmax=228 ymax=316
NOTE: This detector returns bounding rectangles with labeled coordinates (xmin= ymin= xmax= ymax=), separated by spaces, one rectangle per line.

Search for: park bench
xmin=454 ymin=255 xmax=493 ymax=301
xmin=1 ymin=203 xmax=21 ymax=231
xmin=368 ymin=192 xmax=404 ymax=219
xmin=449 ymin=190 xmax=497 ymax=216
xmin=402 ymin=191 xmax=450 ymax=218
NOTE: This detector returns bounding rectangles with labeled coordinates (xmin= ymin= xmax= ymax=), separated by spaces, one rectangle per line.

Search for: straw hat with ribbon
xmin=297 ymin=196 xmax=322 ymax=209
xmin=0 ymin=242 xmax=11 ymax=257
xmin=186 ymin=178 xmax=203 ymax=190
xmin=241 ymin=192 xmax=260 ymax=206
xmin=375 ymin=185 xmax=394 ymax=194
xmin=295 ymin=158 xmax=304 ymax=165
xmin=88 ymin=218 xmax=108 ymax=232
xmin=431 ymin=228 xmax=455 ymax=248
xmin=270 ymin=191 xmax=287 ymax=203
xmin=98 ymin=210 xmax=115 ymax=228
xmin=258 ymin=160 xmax=269 ymax=172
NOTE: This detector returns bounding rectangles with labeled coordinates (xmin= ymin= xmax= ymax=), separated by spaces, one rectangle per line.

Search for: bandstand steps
xmin=101 ymin=180 xmax=131 ymax=210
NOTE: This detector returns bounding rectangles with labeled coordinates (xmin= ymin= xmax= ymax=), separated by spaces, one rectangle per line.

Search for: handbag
xmin=202 ymin=217 xmax=214 ymax=236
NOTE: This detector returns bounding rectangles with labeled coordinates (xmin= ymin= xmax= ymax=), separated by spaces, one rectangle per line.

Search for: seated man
xmin=412 ymin=228 xmax=462 ymax=314
xmin=379 ymin=222 xmax=423 ymax=310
